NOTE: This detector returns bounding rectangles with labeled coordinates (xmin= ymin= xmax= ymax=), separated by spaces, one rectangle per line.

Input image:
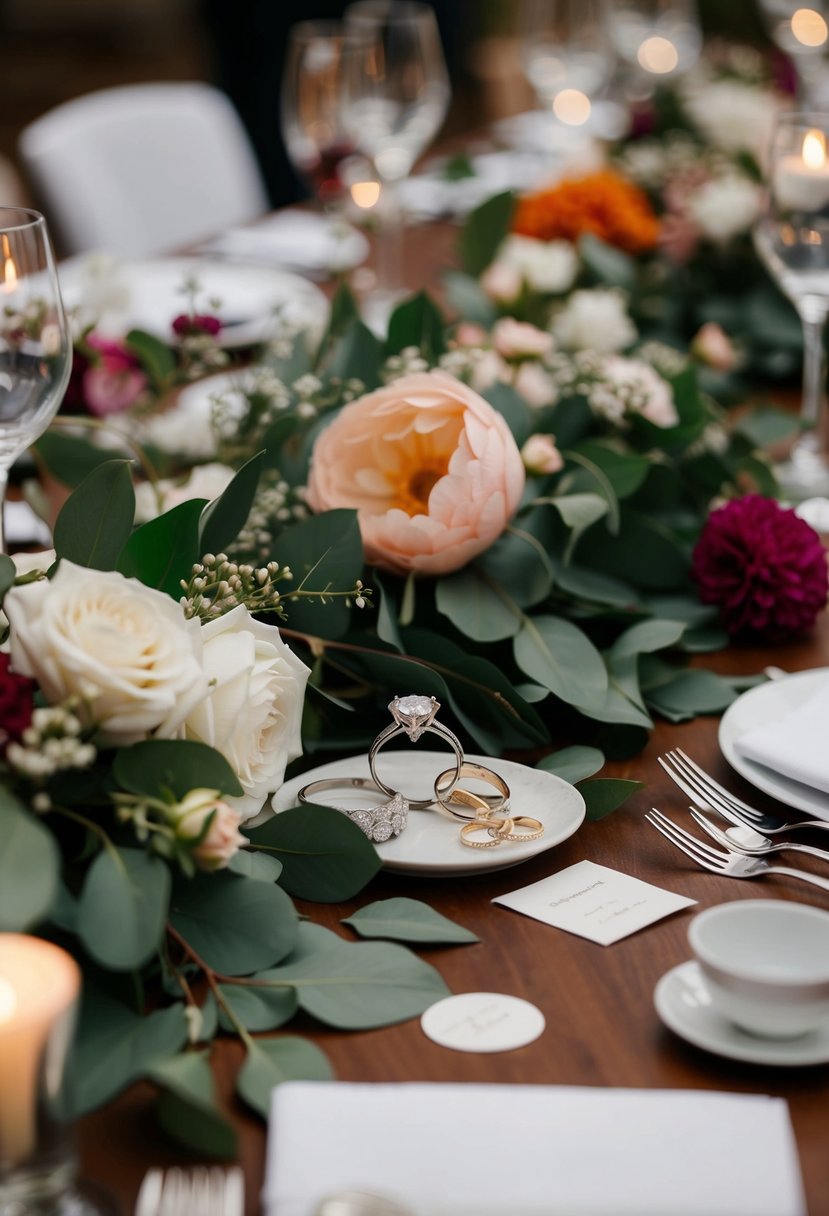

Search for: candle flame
xmin=637 ymin=35 xmax=679 ymax=74
xmin=553 ymin=88 xmax=591 ymax=126
xmin=792 ymin=7 xmax=828 ymax=47
xmin=350 ymin=180 xmax=381 ymax=210
xmin=803 ymin=128 xmax=827 ymax=169
xmin=1 ymin=235 xmax=16 ymax=293
xmin=0 ymin=977 xmax=18 ymax=1024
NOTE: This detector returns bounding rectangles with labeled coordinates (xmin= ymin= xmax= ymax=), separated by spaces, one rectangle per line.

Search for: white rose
xmin=688 ymin=175 xmax=761 ymax=244
xmin=134 ymin=463 xmax=237 ymax=524
xmin=552 ymin=288 xmax=637 ymax=353
xmin=682 ymin=79 xmax=779 ymax=163
xmin=492 ymin=318 xmax=554 ymax=361
xmin=500 ymin=234 xmax=579 ymax=294
xmin=183 ymin=604 xmax=311 ymax=821
xmin=5 ymin=561 xmax=207 ymax=745
xmin=0 ymin=549 xmax=57 ymax=652
xmin=173 ymin=788 xmax=246 ymax=871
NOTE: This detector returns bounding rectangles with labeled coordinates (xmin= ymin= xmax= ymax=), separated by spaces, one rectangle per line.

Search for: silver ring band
xmin=433 ymin=761 xmax=511 ymax=822
xmin=368 ymin=695 xmax=464 ymax=811
xmin=298 ymin=776 xmax=408 ymax=842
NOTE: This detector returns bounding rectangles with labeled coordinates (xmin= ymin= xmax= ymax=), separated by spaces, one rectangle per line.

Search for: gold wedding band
xmin=434 ymin=761 xmax=511 ymax=821
xmin=499 ymin=815 xmax=544 ymax=842
xmin=460 ymin=816 xmax=515 ymax=848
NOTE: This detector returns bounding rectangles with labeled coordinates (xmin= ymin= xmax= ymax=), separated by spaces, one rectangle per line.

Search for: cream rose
xmin=4 ymin=561 xmax=207 ymax=746
xmin=174 ymin=788 xmax=246 ymax=871
xmin=492 ymin=318 xmax=554 ymax=361
xmin=306 ymin=370 xmax=526 ymax=576
xmin=183 ymin=605 xmax=310 ymax=821
xmin=553 ymin=288 xmax=637 ymax=353
xmin=521 ymin=433 xmax=564 ymax=476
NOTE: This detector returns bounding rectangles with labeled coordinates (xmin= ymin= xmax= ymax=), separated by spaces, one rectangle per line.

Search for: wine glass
xmin=520 ymin=0 xmax=615 ymax=136
xmin=754 ymin=112 xmax=829 ymax=499
xmin=606 ymin=0 xmax=702 ymax=85
xmin=0 ymin=207 xmax=72 ymax=552
xmin=342 ymin=0 xmax=451 ymax=324
xmin=756 ymin=2 xmax=829 ymax=105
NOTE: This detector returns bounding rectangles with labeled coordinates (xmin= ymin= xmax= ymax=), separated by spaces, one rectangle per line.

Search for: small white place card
xmin=493 ymin=859 xmax=696 ymax=945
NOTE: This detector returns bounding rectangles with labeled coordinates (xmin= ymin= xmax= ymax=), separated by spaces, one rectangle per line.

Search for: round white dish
xmin=654 ymin=960 xmax=829 ymax=1066
xmin=718 ymin=668 xmax=829 ymax=818
xmin=58 ymin=255 xmax=328 ymax=349
xmin=273 ymin=751 xmax=585 ymax=877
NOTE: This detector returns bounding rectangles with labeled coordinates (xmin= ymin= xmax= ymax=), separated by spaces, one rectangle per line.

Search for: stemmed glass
xmin=342 ymin=0 xmax=451 ymax=324
xmin=754 ymin=112 xmax=829 ymax=499
xmin=519 ymin=0 xmax=615 ymax=135
xmin=0 ymin=207 xmax=72 ymax=552
xmin=606 ymin=0 xmax=702 ymax=85
xmin=756 ymin=2 xmax=829 ymax=104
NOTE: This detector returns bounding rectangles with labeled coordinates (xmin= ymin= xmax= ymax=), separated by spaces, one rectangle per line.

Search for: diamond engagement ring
xmin=368 ymin=695 xmax=464 ymax=810
xmin=297 ymin=777 xmax=408 ymax=843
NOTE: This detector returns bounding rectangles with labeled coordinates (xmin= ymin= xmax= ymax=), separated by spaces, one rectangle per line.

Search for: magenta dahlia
xmin=692 ymin=495 xmax=828 ymax=640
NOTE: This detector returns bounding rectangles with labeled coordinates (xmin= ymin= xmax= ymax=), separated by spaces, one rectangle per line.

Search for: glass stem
xmin=0 ymin=466 xmax=8 ymax=556
xmin=799 ymin=311 xmax=828 ymax=431
xmin=375 ymin=180 xmax=404 ymax=299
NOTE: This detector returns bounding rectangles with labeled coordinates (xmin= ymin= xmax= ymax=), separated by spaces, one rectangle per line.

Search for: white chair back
xmin=18 ymin=81 xmax=269 ymax=257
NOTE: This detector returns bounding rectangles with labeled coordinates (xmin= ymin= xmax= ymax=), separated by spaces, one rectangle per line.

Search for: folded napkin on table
xmin=734 ymin=677 xmax=829 ymax=800
xmin=264 ymin=1082 xmax=805 ymax=1216
xmin=201 ymin=210 xmax=368 ymax=275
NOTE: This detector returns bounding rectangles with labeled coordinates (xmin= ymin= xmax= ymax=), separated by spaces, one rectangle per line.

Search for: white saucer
xmin=654 ymin=960 xmax=829 ymax=1066
xmin=718 ymin=668 xmax=829 ymax=819
xmin=273 ymin=751 xmax=585 ymax=877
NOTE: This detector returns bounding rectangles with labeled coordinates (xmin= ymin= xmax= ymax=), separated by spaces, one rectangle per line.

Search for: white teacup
xmin=688 ymin=899 xmax=829 ymax=1039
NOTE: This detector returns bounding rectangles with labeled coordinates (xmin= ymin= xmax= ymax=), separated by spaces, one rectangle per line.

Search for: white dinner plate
xmin=718 ymin=668 xmax=829 ymax=819
xmin=273 ymin=751 xmax=585 ymax=877
xmin=58 ymin=255 xmax=328 ymax=349
xmin=655 ymin=960 xmax=829 ymax=1066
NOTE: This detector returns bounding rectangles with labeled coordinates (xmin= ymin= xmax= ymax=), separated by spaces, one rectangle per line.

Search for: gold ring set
xmin=434 ymin=761 xmax=544 ymax=849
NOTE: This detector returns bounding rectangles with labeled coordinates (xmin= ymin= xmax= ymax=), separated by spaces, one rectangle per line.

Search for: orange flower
xmin=513 ymin=170 xmax=660 ymax=254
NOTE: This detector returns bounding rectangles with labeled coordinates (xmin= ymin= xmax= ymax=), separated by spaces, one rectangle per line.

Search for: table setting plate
xmin=273 ymin=751 xmax=585 ymax=877
xmin=654 ymin=959 xmax=829 ymax=1067
xmin=718 ymin=668 xmax=829 ymax=819
xmin=58 ymin=255 xmax=329 ymax=348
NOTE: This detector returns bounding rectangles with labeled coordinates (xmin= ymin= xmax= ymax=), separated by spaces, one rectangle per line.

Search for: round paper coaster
xmin=421 ymin=992 xmax=545 ymax=1053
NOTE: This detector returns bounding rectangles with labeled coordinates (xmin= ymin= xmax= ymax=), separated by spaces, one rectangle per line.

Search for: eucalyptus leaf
xmin=117 ymin=497 xmax=204 ymax=598
xmin=343 ymin=898 xmax=479 ymax=944
xmin=579 ymin=233 xmax=636 ymax=289
xmin=514 ymin=615 xmax=608 ymax=713
xmin=0 ymin=788 xmax=59 ymax=930
xmin=35 ymin=431 xmax=130 ymax=488
xmin=77 ymin=847 xmax=170 ymax=970
xmin=479 ymin=526 xmax=554 ymax=609
xmin=236 ymin=1037 xmax=334 ymax=1119
xmin=374 ymin=574 xmax=404 ymax=652
xmin=0 ymin=554 xmax=14 ymax=603
xmin=581 ymin=778 xmax=645 ymax=821
xmin=442 ymin=270 xmax=497 ymax=327
xmin=217 ymin=982 xmax=298 ymax=1032
xmin=53 ymin=460 xmax=135 ymax=571
xmin=244 ymin=805 xmax=381 ymax=902
xmin=149 ymin=1051 xmax=237 ymax=1159
xmin=126 ymin=328 xmax=177 ymax=383
xmin=645 ymin=668 xmax=738 ymax=720
xmin=199 ymin=450 xmax=264 ymax=553
xmin=325 ymin=319 xmax=383 ymax=389
xmin=227 ymin=850 xmax=284 ymax=882
xmin=276 ymin=509 xmax=363 ymax=639
xmin=386 ymin=292 xmax=446 ymax=362
xmin=67 ymin=988 xmax=187 ymax=1116
xmin=550 ymin=492 xmax=610 ymax=560
xmin=537 ymin=746 xmax=605 ymax=785
xmin=113 ymin=739 xmax=243 ymax=801
xmin=169 ymin=871 xmax=298 ymax=975
xmin=576 ymin=512 xmax=690 ymax=591
xmin=435 ymin=567 xmax=521 ymax=642
xmin=482 ymin=382 xmax=534 ymax=445
xmin=569 ymin=440 xmax=650 ymax=499
xmin=459 ymin=191 xmax=515 ymax=276
xmin=257 ymin=922 xmax=450 ymax=1028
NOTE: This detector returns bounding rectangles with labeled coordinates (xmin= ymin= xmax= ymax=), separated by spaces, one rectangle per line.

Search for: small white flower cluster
xmin=180 ymin=553 xmax=293 ymax=621
xmin=234 ymin=474 xmax=310 ymax=557
xmin=381 ymin=346 xmax=430 ymax=384
xmin=438 ymin=345 xmax=488 ymax=379
xmin=264 ymin=315 xmax=306 ymax=362
xmin=7 ymin=705 xmax=96 ymax=788
xmin=635 ymin=341 xmax=689 ymax=378
xmin=341 ymin=377 xmax=366 ymax=403
xmin=615 ymin=132 xmax=704 ymax=190
xmin=178 ymin=330 xmax=229 ymax=380
xmin=542 ymin=351 xmax=679 ymax=428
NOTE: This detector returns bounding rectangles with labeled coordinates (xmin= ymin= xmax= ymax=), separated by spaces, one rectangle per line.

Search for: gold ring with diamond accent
xmin=433 ymin=761 xmax=511 ymax=821
xmin=368 ymin=695 xmax=464 ymax=811
xmin=297 ymin=777 xmax=408 ymax=842
xmin=499 ymin=815 xmax=544 ymax=842
xmin=460 ymin=816 xmax=514 ymax=848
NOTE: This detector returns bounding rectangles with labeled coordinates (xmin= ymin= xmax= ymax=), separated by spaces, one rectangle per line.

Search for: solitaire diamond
xmin=391 ymin=694 xmax=439 ymax=742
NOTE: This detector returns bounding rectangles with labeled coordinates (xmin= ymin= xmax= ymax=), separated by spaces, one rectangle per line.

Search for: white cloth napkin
xmin=202 ymin=210 xmax=368 ymax=274
xmin=264 ymin=1082 xmax=805 ymax=1216
xmin=734 ymin=678 xmax=829 ymax=798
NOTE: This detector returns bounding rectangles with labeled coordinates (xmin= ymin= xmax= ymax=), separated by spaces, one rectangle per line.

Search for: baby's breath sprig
xmin=180 ymin=555 xmax=372 ymax=621
xmin=6 ymin=703 xmax=97 ymax=794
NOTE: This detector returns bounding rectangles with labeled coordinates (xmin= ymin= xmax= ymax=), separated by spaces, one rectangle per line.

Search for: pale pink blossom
xmin=692 ymin=322 xmax=738 ymax=372
xmin=521 ymin=433 xmax=564 ymax=476
xmin=602 ymin=356 xmax=680 ymax=428
xmin=83 ymin=334 xmax=147 ymax=417
xmin=455 ymin=322 xmax=487 ymax=348
xmin=492 ymin=318 xmax=554 ymax=361
xmin=174 ymin=788 xmax=246 ymax=871
xmin=306 ymin=371 xmax=525 ymax=576
xmin=480 ymin=260 xmax=522 ymax=304
xmin=472 ymin=351 xmax=556 ymax=408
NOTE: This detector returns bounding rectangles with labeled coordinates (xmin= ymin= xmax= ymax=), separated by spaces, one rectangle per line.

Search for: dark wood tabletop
xmin=77 ymin=219 xmax=829 ymax=1216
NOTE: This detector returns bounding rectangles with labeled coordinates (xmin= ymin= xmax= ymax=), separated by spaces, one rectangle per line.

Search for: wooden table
xmin=77 ymin=221 xmax=829 ymax=1216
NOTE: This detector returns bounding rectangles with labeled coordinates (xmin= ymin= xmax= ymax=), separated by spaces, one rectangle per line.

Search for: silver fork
xmin=658 ymin=748 xmax=829 ymax=836
xmin=689 ymin=807 xmax=829 ymax=864
xmin=135 ymin=1166 xmax=244 ymax=1216
xmin=645 ymin=808 xmax=829 ymax=892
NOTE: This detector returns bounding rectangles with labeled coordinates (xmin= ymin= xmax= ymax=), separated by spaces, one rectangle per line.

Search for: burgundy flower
xmin=0 ymin=653 xmax=35 ymax=751
xmin=692 ymin=495 xmax=829 ymax=641
xmin=172 ymin=313 xmax=222 ymax=338
xmin=82 ymin=333 xmax=147 ymax=417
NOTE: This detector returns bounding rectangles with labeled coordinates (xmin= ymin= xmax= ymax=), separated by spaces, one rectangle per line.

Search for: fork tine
xmin=689 ymin=806 xmax=736 ymax=849
xmin=223 ymin=1167 xmax=245 ymax=1216
xmin=135 ymin=1169 xmax=163 ymax=1216
xmin=661 ymin=751 xmax=752 ymax=827
xmin=673 ymin=748 xmax=764 ymax=823
xmin=646 ymin=809 xmax=728 ymax=871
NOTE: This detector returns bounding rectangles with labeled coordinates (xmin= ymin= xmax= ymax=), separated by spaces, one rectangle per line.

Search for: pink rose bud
xmin=307 ymin=370 xmax=526 ymax=576
xmin=454 ymin=322 xmax=488 ymax=348
xmin=480 ymin=260 xmax=523 ymax=304
xmin=691 ymin=322 xmax=738 ymax=372
xmin=521 ymin=432 xmax=564 ymax=476
xmin=492 ymin=317 xmax=555 ymax=361
xmin=175 ymin=788 xmax=246 ymax=871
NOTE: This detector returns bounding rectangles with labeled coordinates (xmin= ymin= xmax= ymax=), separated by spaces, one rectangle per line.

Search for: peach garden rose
xmin=306 ymin=370 xmax=526 ymax=576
